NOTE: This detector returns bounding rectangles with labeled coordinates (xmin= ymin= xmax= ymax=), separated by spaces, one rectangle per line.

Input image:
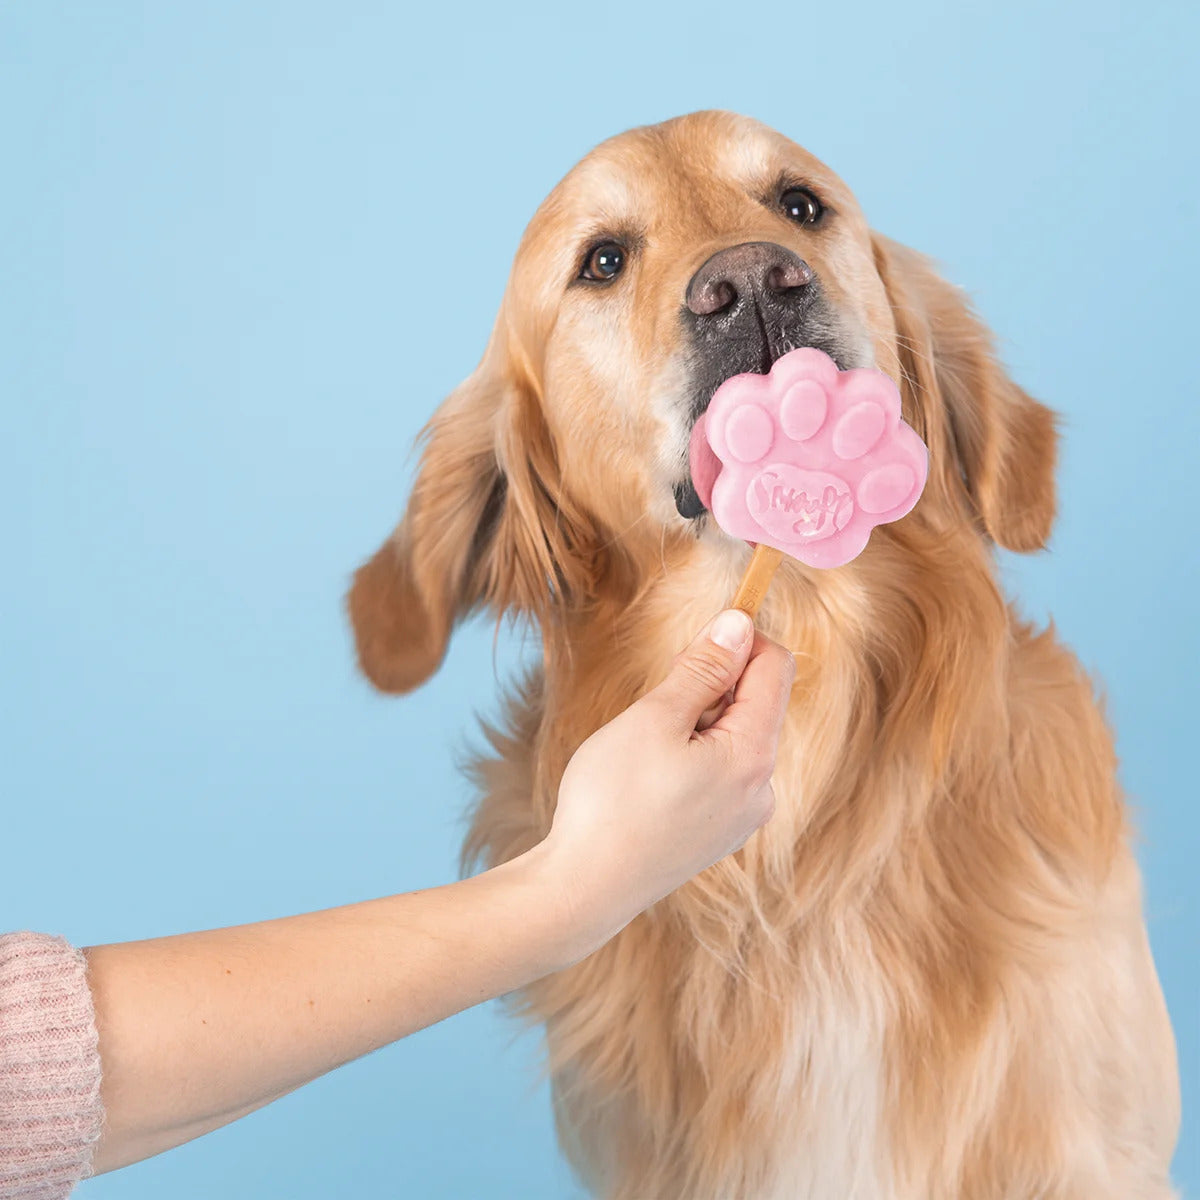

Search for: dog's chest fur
xmin=482 ymin=688 xmax=911 ymax=1199
xmin=555 ymin=928 xmax=894 ymax=1200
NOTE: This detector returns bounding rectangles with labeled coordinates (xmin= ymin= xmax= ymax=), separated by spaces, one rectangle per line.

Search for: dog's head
xmin=349 ymin=111 xmax=1056 ymax=693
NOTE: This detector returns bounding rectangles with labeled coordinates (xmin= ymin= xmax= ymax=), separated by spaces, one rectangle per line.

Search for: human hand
xmin=81 ymin=610 xmax=793 ymax=1172
xmin=537 ymin=610 xmax=795 ymax=962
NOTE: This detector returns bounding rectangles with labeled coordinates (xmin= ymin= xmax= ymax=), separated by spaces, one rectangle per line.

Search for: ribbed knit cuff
xmin=0 ymin=933 xmax=103 ymax=1199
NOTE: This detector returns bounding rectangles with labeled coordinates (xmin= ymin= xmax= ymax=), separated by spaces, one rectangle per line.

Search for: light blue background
xmin=2 ymin=1 xmax=1195 ymax=1195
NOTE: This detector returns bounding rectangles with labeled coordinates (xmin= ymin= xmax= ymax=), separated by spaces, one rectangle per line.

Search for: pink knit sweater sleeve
xmin=0 ymin=933 xmax=103 ymax=1199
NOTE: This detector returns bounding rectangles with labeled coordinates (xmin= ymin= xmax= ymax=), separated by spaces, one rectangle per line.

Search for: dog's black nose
xmin=685 ymin=242 xmax=813 ymax=317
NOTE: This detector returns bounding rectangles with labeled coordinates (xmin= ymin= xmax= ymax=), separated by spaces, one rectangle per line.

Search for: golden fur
xmin=348 ymin=112 xmax=1179 ymax=1198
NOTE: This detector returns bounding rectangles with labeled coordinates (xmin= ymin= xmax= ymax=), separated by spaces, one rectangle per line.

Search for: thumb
xmin=643 ymin=609 xmax=755 ymax=734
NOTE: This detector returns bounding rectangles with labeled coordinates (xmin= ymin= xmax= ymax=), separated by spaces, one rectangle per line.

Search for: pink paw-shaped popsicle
xmin=689 ymin=348 xmax=928 ymax=569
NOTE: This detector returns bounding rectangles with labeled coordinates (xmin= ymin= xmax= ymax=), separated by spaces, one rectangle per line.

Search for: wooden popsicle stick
xmin=730 ymin=543 xmax=784 ymax=619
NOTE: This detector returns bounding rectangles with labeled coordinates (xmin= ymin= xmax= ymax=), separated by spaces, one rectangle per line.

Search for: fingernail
xmin=709 ymin=609 xmax=752 ymax=651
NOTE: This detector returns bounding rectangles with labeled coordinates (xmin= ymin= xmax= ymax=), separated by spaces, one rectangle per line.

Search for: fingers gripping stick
xmin=689 ymin=348 xmax=929 ymax=618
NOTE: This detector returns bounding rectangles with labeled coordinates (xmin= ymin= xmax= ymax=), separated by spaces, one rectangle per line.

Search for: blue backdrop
xmin=2 ymin=2 xmax=1195 ymax=1195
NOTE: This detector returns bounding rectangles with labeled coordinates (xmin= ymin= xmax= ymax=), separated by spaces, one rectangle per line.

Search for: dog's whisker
xmin=595 ymin=510 xmax=653 ymax=554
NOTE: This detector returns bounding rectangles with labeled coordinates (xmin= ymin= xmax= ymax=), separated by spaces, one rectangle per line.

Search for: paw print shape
xmin=699 ymin=348 xmax=928 ymax=568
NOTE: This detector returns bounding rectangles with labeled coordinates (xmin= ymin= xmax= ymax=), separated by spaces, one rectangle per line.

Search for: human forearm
xmin=86 ymin=844 xmax=580 ymax=1174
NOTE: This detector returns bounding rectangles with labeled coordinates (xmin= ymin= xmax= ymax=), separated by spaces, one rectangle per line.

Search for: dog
xmin=347 ymin=111 xmax=1180 ymax=1199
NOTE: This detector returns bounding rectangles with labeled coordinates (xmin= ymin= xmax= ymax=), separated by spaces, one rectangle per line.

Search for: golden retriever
xmin=347 ymin=111 xmax=1180 ymax=1199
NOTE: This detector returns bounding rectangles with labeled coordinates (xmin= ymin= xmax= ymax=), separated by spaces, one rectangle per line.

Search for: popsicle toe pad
xmin=691 ymin=348 xmax=929 ymax=569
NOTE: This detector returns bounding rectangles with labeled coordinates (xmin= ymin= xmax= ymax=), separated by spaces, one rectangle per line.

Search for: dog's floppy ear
xmin=347 ymin=333 xmax=603 ymax=694
xmin=871 ymin=233 xmax=1057 ymax=552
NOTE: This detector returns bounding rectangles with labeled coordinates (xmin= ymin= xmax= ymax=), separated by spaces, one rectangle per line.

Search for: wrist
xmin=504 ymin=837 xmax=635 ymax=974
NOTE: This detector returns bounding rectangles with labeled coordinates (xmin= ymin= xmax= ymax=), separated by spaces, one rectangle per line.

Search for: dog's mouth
xmin=674 ymin=336 xmax=850 ymax=522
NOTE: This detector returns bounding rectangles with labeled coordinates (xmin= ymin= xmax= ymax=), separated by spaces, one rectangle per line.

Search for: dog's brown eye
xmin=581 ymin=241 xmax=626 ymax=282
xmin=781 ymin=187 xmax=823 ymax=226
